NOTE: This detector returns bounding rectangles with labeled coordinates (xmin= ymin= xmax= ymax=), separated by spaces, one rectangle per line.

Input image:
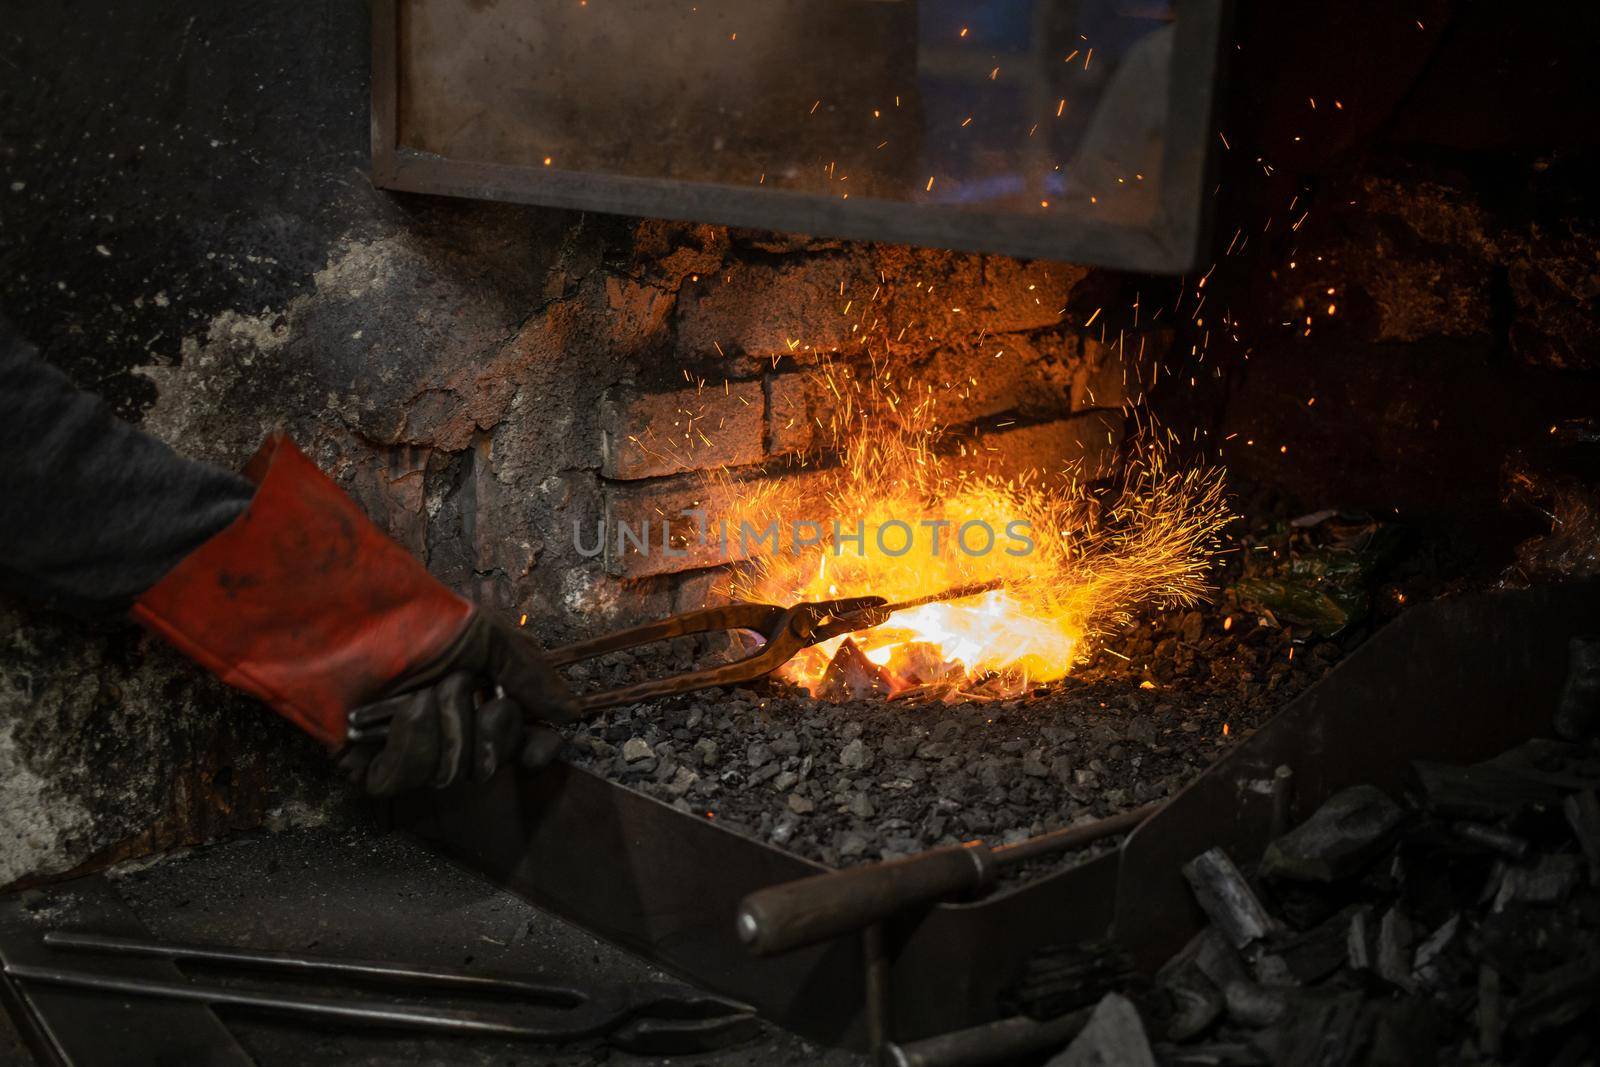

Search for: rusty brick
xmin=600 ymin=380 xmax=765 ymax=479
xmin=674 ymin=258 xmax=873 ymax=363
xmin=766 ymin=373 xmax=817 ymax=455
xmin=602 ymin=467 xmax=833 ymax=579
xmin=868 ymin=246 xmax=1087 ymax=344
xmin=671 ymin=567 xmax=734 ymax=613
xmin=872 ymin=247 xmax=989 ymax=347
xmin=675 ymin=246 xmax=1090 ymax=369
xmin=765 ymin=331 xmax=1126 ymax=442
xmin=603 ymin=276 xmax=675 ymax=342
xmin=913 ymin=341 xmax=1051 ymax=427
xmin=605 ymin=412 xmax=1123 ymax=579
xmin=947 ymin=410 xmax=1124 ymax=483
xmin=629 ymin=220 xmax=731 ymax=290
xmin=980 ymin=256 xmax=1087 ymax=333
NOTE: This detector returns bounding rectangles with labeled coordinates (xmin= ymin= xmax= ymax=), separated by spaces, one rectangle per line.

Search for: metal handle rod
xmin=989 ymin=801 xmax=1161 ymax=865
xmin=43 ymin=931 xmax=580 ymax=1003
xmin=3 ymin=964 xmax=609 ymax=1042
xmin=543 ymin=603 xmax=786 ymax=667
xmin=736 ymin=801 xmax=1161 ymax=957
xmin=871 ymin=579 xmax=1005 ymax=616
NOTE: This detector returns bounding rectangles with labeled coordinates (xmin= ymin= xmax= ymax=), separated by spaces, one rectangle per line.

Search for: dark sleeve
xmin=0 ymin=316 xmax=254 ymax=616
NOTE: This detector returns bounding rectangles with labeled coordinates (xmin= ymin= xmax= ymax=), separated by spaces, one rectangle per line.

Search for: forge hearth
xmin=554 ymin=497 xmax=1366 ymax=876
xmin=396 ymin=582 xmax=1600 ymax=1050
xmin=559 ymin=595 xmax=1336 ymax=877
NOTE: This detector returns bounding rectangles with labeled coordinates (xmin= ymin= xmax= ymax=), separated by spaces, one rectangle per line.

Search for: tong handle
xmin=735 ymin=844 xmax=996 ymax=957
xmin=546 ymin=603 xmax=787 ymax=667
xmin=43 ymin=931 xmax=576 ymax=1001
xmin=572 ymin=613 xmax=810 ymax=712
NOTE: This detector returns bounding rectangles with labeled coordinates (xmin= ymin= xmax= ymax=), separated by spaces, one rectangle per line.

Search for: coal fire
xmin=721 ymin=355 xmax=1232 ymax=700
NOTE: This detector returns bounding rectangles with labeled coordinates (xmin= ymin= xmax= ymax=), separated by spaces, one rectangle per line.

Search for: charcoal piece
xmin=1553 ymin=634 xmax=1600 ymax=740
xmin=1003 ymin=941 xmax=1135 ymax=1021
xmin=1487 ymin=737 xmax=1600 ymax=789
xmin=1477 ymin=965 xmax=1504 ymax=1059
xmin=1476 ymin=859 xmax=1509 ymax=908
xmin=663 ymin=767 xmax=698 ymax=797
xmin=1044 ymin=993 xmax=1156 ymax=1067
xmin=1491 ymin=853 xmax=1582 ymax=911
xmin=769 ymin=813 xmax=800 ymax=846
xmin=1360 ymin=998 xmax=1439 ymax=1067
xmin=1159 ymin=926 xmax=1250 ymax=992
xmin=1251 ymin=954 xmax=1297 ymax=988
xmin=1451 ymin=821 xmax=1531 ymax=859
xmin=1224 ymin=982 xmax=1289 ymax=1028
xmin=1564 ymin=790 xmax=1600 ymax=885
xmin=1410 ymin=914 xmax=1460 ymax=992
xmin=1272 ymin=991 xmax=1364 ymax=1067
xmin=1510 ymin=956 xmax=1600 ymax=1039
xmin=1271 ymin=905 xmax=1361 ymax=985
xmin=1156 ymin=960 xmax=1224 ymax=1041
xmin=1183 ymin=848 xmax=1281 ymax=949
xmin=1350 ymin=908 xmax=1376 ymax=972
xmin=1409 ymin=760 xmax=1568 ymax=821
xmin=815 ymin=638 xmax=892 ymax=701
xmin=1261 ymin=785 xmax=1405 ymax=883
xmin=839 ymin=738 xmax=873 ymax=771
xmin=1266 ymin=880 xmax=1351 ymax=931
xmin=1160 ymin=1041 xmax=1272 ymax=1066
xmin=1549 ymin=1033 xmax=1598 ymax=1067
xmin=1375 ymin=906 xmax=1415 ymax=992
xmin=621 ymin=737 xmax=654 ymax=763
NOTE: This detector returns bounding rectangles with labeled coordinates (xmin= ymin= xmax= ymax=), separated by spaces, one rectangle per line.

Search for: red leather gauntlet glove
xmin=131 ymin=434 xmax=576 ymax=795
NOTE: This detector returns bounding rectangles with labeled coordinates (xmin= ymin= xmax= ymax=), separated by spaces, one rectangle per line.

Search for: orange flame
xmin=720 ymin=357 xmax=1230 ymax=699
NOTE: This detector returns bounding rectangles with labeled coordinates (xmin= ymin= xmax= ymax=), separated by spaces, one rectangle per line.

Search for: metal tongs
xmin=8 ymin=931 xmax=759 ymax=1054
xmin=347 ymin=579 xmax=1002 ymax=743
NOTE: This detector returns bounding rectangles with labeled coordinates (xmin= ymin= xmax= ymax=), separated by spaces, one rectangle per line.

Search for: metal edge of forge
xmin=396 ymin=580 xmax=1600 ymax=1051
xmin=367 ymin=0 xmax=1229 ymax=274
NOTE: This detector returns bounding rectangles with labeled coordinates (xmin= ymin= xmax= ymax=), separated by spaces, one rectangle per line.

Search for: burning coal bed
xmin=560 ymin=578 xmax=1349 ymax=879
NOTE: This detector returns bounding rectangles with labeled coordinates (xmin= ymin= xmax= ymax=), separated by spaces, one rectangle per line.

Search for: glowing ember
xmin=720 ymin=357 xmax=1231 ymax=699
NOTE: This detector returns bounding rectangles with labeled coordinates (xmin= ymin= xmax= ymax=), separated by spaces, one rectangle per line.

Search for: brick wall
xmin=588 ymin=236 xmax=1143 ymax=591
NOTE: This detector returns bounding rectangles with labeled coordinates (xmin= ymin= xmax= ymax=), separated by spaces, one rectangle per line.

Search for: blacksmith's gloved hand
xmin=129 ymin=434 xmax=578 ymax=797
xmin=337 ymin=614 xmax=578 ymax=796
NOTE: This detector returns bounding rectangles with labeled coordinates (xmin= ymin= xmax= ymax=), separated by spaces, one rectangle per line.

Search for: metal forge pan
xmin=395 ymin=582 xmax=1600 ymax=1049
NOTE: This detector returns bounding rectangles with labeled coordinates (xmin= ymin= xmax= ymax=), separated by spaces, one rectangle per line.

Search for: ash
xmin=561 ymin=596 xmax=1348 ymax=874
